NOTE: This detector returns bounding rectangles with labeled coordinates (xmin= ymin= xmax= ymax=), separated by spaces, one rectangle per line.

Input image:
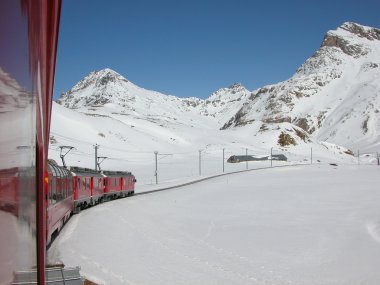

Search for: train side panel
xmin=103 ymin=171 xmax=136 ymax=199
xmin=71 ymin=167 xmax=103 ymax=212
xmin=0 ymin=0 xmax=61 ymax=282
xmin=47 ymin=161 xmax=73 ymax=245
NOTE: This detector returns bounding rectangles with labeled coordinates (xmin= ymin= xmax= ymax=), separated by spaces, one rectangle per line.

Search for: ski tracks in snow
xmin=110 ymin=208 xmax=293 ymax=285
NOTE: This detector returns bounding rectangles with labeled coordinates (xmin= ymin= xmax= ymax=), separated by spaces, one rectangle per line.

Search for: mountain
xmin=221 ymin=22 xmax=380 ymax=151
xmin=0 ymin=67 xmax=30 ymax=111
xmin=56 ymin=22 xmax=380 ymax=156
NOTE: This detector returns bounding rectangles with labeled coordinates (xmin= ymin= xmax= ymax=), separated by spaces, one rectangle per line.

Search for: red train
xmin=46 ymin=160 xmax=136 ymax=245
xmin=0 ymin=0 xmax=62 ymax=283
xmin=0 ymin=1 xmax=137 ymax=283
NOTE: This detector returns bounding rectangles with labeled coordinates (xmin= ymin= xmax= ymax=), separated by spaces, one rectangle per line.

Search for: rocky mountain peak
xmin=340 ymin=22 xmax=380 ymax=41
xmin=228 ymin=82 xmax=244 ymax=90
xmin=89 ymin=68 xmax=129 ymax=87
xmin=220 ymin=22 xmax=380 ymax=150
xmin=57 ymin=68 xmax=135 ymax=108
xmin=208 ymin=82 xmax=249 ymax=102
xmin=321 ymin=22 xmax=379 ymax=57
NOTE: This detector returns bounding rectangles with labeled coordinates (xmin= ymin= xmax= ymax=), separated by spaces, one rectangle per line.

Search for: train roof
xmin=69 ymin=166 xmax=102 ymax=176
xmin=48 ymin=160 xmax=72 ymax=177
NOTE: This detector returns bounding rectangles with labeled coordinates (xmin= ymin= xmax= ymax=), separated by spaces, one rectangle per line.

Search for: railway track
xmin=134 ymin=163 xmax=305 ymax=197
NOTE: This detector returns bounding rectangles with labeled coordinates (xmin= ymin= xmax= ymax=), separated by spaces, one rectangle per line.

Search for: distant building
xmin=227 ymin=154 xmax=287 ymax=163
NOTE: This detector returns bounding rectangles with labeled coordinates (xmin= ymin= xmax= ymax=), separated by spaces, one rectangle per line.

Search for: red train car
xmin=103 ymin=170 xmax=136 ymax=200
xmin=71 ymin=167 xmax=104 ymax=213
xmin=47 ymin=160 xmax=73 ymax=245
xmin=0 ymin=0 xmax=62 ymax=283
xmin=0 ymin=168 xmax=19 ymax=216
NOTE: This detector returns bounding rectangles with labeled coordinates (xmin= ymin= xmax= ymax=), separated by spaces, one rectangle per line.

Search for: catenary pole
xmin=246 ymin=148 xmax=248 ymax=170
xmin=311 ymin=147 xmax=313 ymax=165
xmin=271 ymin=147 xmax=273 ymax=168
xmin=199 ymin=150 xmax=202 ymax=176
xmin=94 ymin=144 xmax=99 ymax=171
xmin=154 ymin=151 xmax=158 ymax=184
xmin=223 ymin=148 xmax=225 ymax=173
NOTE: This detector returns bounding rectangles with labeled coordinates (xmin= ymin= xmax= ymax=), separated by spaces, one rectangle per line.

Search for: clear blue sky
xmin=54 ymin=0 xmax=380 ymax=99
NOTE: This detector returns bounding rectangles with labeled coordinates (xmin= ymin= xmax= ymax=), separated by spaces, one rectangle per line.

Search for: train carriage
xmin=103 ymin=170 xmax=136 ymax=200
xmin=0 ymin=168 xmax=19 ymax=216
xmin=47 ymin=160 xmax=73 ymax=245
xmin=71 ymin=166 xmax=104 ymax=213
xmin=0 ymin=0 xmax=62 ymax=282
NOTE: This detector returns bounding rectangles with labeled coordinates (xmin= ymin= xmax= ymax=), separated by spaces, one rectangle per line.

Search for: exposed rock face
xmin=220 ymin=22 xmax=380 ymax=149
xmin=340 ymin=22 xmax=380 ymax=41
xmin=321 ymin=22 xmax=380 ymax=57
xmin=321 ymin=34 xmax=367 ymax=57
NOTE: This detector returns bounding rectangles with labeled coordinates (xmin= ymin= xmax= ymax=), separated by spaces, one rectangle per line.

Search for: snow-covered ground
xmin=49 ymin=101 xmax=368 ymax=188
xmin=48 ymin=163 xmax=380 ymax=285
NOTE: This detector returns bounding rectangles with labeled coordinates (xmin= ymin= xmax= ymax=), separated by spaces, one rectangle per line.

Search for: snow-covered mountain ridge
xmin=221 ymin=22 xmax=380 ymax=151
xmin=56 ymin=22 xmax=380 ymax=152
xmin=57 ymin=68 xmax=251 ymax=129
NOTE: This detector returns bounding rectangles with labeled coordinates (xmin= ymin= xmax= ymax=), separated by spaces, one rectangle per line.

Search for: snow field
xmin=48 ymin=164 xmax=380 ymax=285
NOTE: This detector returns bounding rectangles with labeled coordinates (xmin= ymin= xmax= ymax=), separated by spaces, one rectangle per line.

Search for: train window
xmin=52 ymin=176 xmax=57 ymax=203
xmin=65 ymin=178 xmax=68 ymax=198
xmin=93 ymin=177 xmax=97 ymax=191
xmin=55 ymin=177 xmax=60 ymax=201
xmin=49 ymin=175 xmax=53 ymax=205
xmin=62 ymin=178 xmax=65 ymax=199
xmin=69 ymin=177 xmax=73 ymax=196
xmin=58 ymin=177 xmax=63 ymax=201
xmin=65 ymin=177 xmax=68 ymax=197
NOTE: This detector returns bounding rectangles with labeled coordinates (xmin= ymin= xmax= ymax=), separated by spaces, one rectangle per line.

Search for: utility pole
xmin=311 ymin=147 xmax=313 ymax=165
xmin=271 ymin=147 xmax=273 ymax=168
xmin=223 ymin=148 xmax=225 ymax=173
xmin=97 ymin=156 xmax=108 ymax=171
xmin=246 ymin=148 xmax=248 ymax=170
xmin=199 ymin=150 xmax=202 ymax=176
xmin=59 ymin=146 xmax=74 ymax=168
xmin=154 ymin=151 xmax=158 ymax=184
xmin=94 ymin=144 xmax=99 ymax=170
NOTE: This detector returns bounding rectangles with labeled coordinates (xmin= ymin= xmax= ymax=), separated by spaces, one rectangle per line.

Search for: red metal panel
xmin=0 ymin=0 xmax=61 ymax=284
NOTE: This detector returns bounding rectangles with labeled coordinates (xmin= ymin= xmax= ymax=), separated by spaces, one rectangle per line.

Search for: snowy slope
xmin=56 ymin=22 xmax=380 ymax=153
xmin=51 ymin=22 xmax=380 ymax=185
xmin=48 ymin=164 xmax=380 ymax=285
xmin=222 ymin=22 xmax=380 ymax=151
xmin=0 ymin=68 xmax=36 ymax=168
xmin=57 ymin=69 xmax=251 ymax=129
xmin=50 ymin=100 xmax=363 ymax=187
